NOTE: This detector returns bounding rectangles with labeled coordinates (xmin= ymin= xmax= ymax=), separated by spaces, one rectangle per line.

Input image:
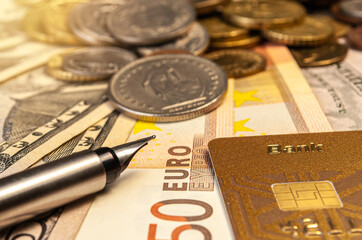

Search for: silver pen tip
xmin=111 ymin=135 xmax=156 ymax=171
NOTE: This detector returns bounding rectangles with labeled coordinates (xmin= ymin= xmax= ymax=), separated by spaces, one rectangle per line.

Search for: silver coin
xmin=62 ymin=47 xmax=137 ymax=78
xmin=137 ymin=23 xmax=209 ymax=56
xmin=340 ymin=0 xmax=362 ymax=19
xmin=68 ymin=4 xmax=100 ymax=45
xmin=75 ymin=1 xmax=124 ymax=45
xmin=108 ymin=54 xmax=227 ymax=122
xmin=106 ymin=0 xmax=196 ymax=45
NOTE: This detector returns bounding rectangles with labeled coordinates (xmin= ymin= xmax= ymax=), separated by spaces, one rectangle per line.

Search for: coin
xmin=43 ymin=0 xmax=85 ymax=45
xmin=347 ymin=26 xmax=362 ymax=51
xmin=314 ymin=15 xmax=351 ymax=38
xmin=106 ymin=0 xmax=195 ymax=45
xmin=204 ymin=49 xmax=266 ymax=78
xmin=210 ymin=34 xmax=260 ymax=49
xmin=137 ymin=23 xmax=209 ymax=56
xmin=145 ymin=49 xmax=193 ymax=57
xmin=290 ymin=42 xmax=348 ymax=67
xmin=222 ymin=0 xmax=306 ymax=29
xmin=23 ymin=3 xmax=58 ymax=44
xmin=72 ymin=1 xmax=122 ymax=45
xmin=189 ymin=0 xmax=226 ymax=15
xmin=62 ymin=47 xmax=137 ymax=78
xmin=331 ymin=2 xmax=362 ymax=25
xmin=263 ymin=16 xmax=333 ymax=46
xmin=108 ymin=54 xmax=227 ymax=122
xmin=340 ymin=0 xmax=362 ymax=19
xmin=46 ymin=49 xmax=104 ymax=82
xmin=199 ymin=16 xmax=248 ymax=40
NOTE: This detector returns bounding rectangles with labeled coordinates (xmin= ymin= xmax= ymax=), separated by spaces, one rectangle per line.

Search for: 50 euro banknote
xmin=71 ymin=45 xmax=332 ymax=240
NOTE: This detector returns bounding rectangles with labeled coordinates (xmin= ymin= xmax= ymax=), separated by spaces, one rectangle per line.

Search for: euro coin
xmin=210 ymin=34 xmax=260 ymax=49
xmin=222 ymin=0 xmax=306 ymax=29
xmin=204 ymin=49 xmax=266 ymax=78
xmin=331 ymin=2 xmax=362 ymax=25
xmin=137 ymin=23 xmax=209 ymax=56
xmin=314 ymin=15 xmax=351 ymax=38
xmin=199 ymin=16 xmax=248 ymax=40
xmin=106 ymin=0 xmax=195 ymax=45
xmin=189 ymin=0 xmax=226 ymax=15
xmin=290 ymin=42 xmax=348 ymax=67
xmin=62 ymin=47 xmax=137 ymax=78
xmin=263 ymin=16 xmax=333 ymax=46
xmin=108 ymin=54 xmax=227 ymax=122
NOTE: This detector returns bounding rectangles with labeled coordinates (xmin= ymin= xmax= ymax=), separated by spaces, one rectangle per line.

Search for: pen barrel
xmin=0 ymin=150 xmax=107 ymax=229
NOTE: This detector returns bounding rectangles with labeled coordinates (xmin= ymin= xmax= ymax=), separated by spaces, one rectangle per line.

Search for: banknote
xmin=0 ymin=112 xmax=136 ymax=239
xmin=302 ymin=48 xmax=362 ymax=130
xmin=75 ymin=45 xmax=333 ymax=239
xmin=0 ymin=67 xmax=115 ymax=177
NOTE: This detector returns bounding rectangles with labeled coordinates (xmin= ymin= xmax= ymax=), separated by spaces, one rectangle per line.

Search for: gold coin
xmin=43 ymin=0 xmax=85 ymax=45
xmin=263 ymin=16 xmax=333 ymax=46
xmin=210 ymin=34 xmax=260 ymax=49
xmin=190 ymin=0 xmax=226 ymax=15
xmin=204 ymin=49 xmax=266 ymax=78
xmin=290 ymin=42 xmax=348 ymax=67
xmin=314 ymin=15 xmax=351 ymax=38
xmin=222 ymin=0 xmax=306 ymax=29
xmin=23 ymin=3 xmax=58 ymax=44
xmin=199 ymin=16 xmax=248 ymax=40
xmin=46 ymin=49 xmax=103 ymax=82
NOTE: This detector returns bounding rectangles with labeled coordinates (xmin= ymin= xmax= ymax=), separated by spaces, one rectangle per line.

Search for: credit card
xmin=208 ymin=131 xmax=362 ymax=240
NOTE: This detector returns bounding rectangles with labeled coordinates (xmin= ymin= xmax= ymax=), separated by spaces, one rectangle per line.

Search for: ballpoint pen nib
xmin=111 ymin=135 xmax=156 ymax=172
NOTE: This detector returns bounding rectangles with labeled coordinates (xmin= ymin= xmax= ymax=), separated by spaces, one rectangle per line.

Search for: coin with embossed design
xmin=71 ymin=1 xmax=124 ymax=45
xmin=199 ymin=16 xmax=248 ymax=40
xmin=106 ymin=0 xmax=195 ymax=45
xmin=222 ymin=0 xmax=306 ymax=29
xmin=290 ymin=43 xmax=348 ymax=67
xmin=62 ymin=47 xmax=137 ymax=78
xmin=137 ymin=23 xmax=209 ymax=56
xmin=108 ymin=54 xmax=227 ymax=122
xmin=204 ymin=49 xmax=266 ymax=78
xmin=263 ymin=16 xmax=333 ymax=46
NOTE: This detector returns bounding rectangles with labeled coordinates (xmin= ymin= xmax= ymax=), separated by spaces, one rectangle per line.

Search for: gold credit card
xmin=208 ymin=131 xmax=362 ymax=240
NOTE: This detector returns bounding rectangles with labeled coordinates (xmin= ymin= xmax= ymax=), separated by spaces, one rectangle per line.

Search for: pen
xmin=0 ymin=135 xmax=155 ymax=229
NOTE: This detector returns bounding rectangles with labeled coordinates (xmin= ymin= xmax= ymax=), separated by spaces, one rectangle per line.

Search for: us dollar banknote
xmin=0 ymin=112 xmax=136 ymax=239
xmin=302 ymin=48 xmax=362 ymax=130
xmin=0 ymin=67 xmax=114 ymax=177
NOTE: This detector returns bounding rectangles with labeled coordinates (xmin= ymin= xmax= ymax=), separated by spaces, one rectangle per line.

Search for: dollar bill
xmin=0 ymin=112 xmax=136 ymax=239
xmin=302 ymin=48 xmax=362 ymax=130
xmin=75 ymin=45 xmax=332 ymax=239
xmin=0 ymin=67 xmax=115 ymax=177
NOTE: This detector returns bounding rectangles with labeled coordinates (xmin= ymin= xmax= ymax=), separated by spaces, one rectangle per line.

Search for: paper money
xmin=0 ymin=112 xmax=136 ymax=239
xmin=302 ymin=48 xmax=362 ymax=130
xmin=76 ymin=45 xmax=332 ymax=239
xmin=0 ymin=67 xmax=115 ymax=177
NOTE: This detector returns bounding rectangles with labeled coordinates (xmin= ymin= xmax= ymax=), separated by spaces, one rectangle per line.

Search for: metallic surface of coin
xmin=263 ymin=16 xmax=333 ymax=46
xmin=46 ymin=49 xmax=103 ymax=82
xmin=204 ymin=49 xmax=266 ymax=78
xmin=210 ymin=35 xmax=260 ymax=48
xmin=189 ymin=0 xmax=226 ymax=15
xmin=75 ymin=1 xmax=123 ymax=45
xmin=347 ymin=26 xmax=362 ymax=51
xmin=340 ymin=0 xmax=362 ymax=19
xmin=62 ymin=47 xmax=137 ymax=78
xmin=23 ymin=3 xmax=57 ymax=44
xmin=43 ymin=0 xmax=85 ymax=45
xmin=137 ymin=23 xmax=209 ymax=56
xmin=107 ymin=0 xmax=195 ymax=45
xmin=199 ymin=16 xmax=248 ymax=40
xmin=331 ymin=2 xmax=362 ymax=25
xmin=290 ymin=43 xmax=348 ymax=67
xmin=108 ymin=54 xmax=227 ymax=122
xmin=314 ymin=15 xmax=351 ymax=38
xmin=222 ymin=0 xmax=306 ymax=29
